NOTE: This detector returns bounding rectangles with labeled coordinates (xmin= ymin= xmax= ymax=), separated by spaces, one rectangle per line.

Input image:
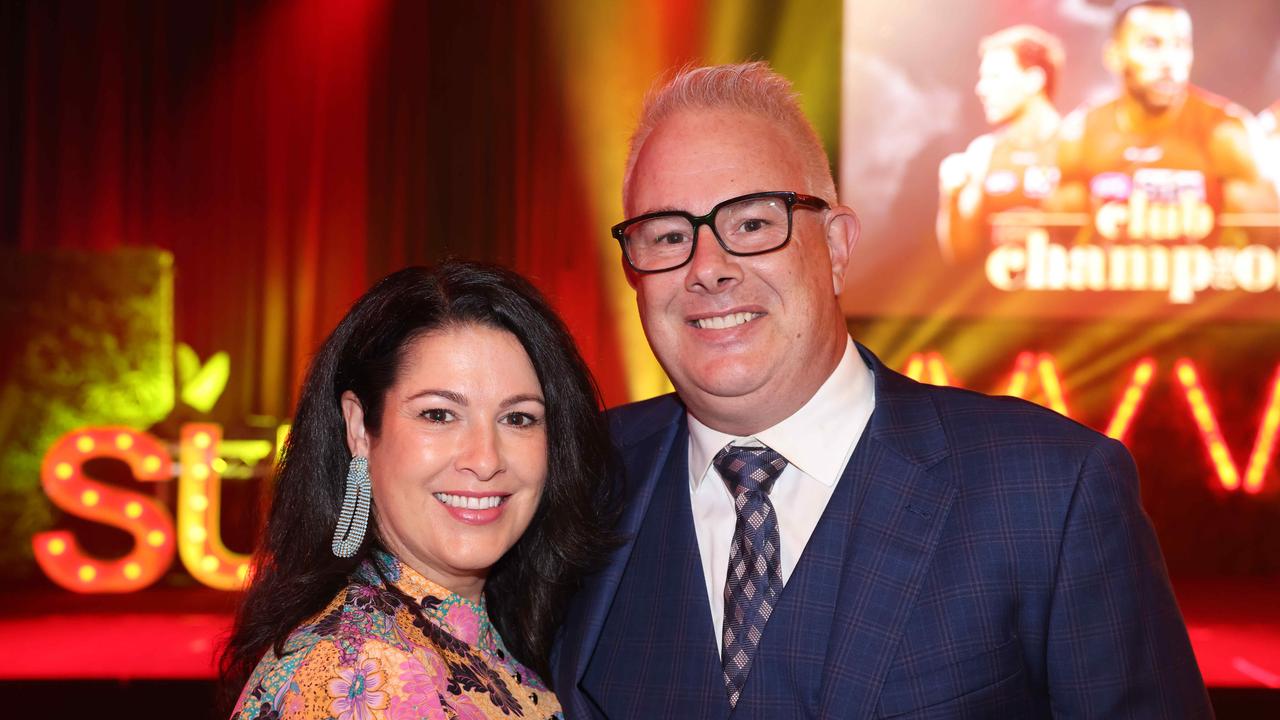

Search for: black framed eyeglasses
xmin=611 ymin=190 xmax=830 ymax=273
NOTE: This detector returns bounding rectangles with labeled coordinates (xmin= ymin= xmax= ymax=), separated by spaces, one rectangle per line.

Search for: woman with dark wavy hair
xmin=221 ymin=261 xmax=615 ymax=719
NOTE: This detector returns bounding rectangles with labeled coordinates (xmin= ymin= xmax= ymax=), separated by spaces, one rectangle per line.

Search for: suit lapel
xmin=732 ymin=427 xmax=869 ymax=717
xmin=561 ymin=400 xmax=684 ymax=703
xmin=812 ymin=346 xmax=957 ymax=717
xmin=582 ymin=422 xmax=730 ymax=719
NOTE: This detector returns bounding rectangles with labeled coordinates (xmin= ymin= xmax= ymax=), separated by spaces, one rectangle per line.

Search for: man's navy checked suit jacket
xmin=552 ymin=344 xmax=1210 ymax=719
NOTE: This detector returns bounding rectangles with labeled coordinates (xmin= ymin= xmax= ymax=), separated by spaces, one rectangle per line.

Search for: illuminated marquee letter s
xmin=34 ymin=428 xmax=176 ymax=593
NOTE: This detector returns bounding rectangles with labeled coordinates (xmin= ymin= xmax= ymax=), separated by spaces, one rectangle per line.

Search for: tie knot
xmin=713 ymin=444 xmax=787 ymax=497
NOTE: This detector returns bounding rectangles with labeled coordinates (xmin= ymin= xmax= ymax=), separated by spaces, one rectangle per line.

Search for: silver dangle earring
xmin=331 ymin=455 xmax=371 ymax=558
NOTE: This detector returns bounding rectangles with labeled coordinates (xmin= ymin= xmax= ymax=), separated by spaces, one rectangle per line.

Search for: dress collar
xmin=359 ymin=551 xmax=497 ymax=649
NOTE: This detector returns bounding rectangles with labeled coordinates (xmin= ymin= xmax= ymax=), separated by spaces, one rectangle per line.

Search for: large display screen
xmin=839 ymin=0 xmax=1280 ymax=319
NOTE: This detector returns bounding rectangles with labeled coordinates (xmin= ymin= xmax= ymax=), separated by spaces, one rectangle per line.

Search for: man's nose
xmin=684 ymin=223 xmax=743 ymax=294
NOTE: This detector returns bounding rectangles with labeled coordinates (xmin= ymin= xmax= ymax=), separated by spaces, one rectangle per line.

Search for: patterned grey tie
xmin=714 ymin=443 xmax=788 ymax=708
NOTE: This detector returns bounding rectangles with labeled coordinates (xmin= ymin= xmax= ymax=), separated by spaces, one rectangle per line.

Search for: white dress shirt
xmin=687 ymin=337 xmax=875 ymax=654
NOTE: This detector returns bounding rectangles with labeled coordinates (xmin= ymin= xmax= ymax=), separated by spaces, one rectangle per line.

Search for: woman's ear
xmin=341 ymin=391 xmax=371 ymax=458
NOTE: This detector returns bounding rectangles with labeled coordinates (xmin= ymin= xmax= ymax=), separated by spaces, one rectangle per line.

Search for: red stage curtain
xmin=4 ymin=0 xmax=628 ymax=425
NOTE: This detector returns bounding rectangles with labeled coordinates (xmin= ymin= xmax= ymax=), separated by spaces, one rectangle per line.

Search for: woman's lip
xmin=435 ymin=490 xmax=508 ymax=497
xmin=441 ymin=503 xmax=506 ymax=526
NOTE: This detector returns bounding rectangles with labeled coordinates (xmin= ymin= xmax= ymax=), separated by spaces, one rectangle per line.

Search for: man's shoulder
xmin=1072 ymin=93 xmax=1122 ymax=129
xmin=965 ymin=132 xmax=998 ymax=160
xmin=605 ymin=393 xmax=684 ymax=448
xmin=1187 ymin=85 xmax=1251 ymax=125
xmin=901 ymin=378 xmax=1109 ymax=454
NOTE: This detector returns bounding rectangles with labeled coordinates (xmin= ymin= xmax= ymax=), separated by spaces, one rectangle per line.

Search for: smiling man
xmin=552 ymin=62 xmax=1210 ymax=719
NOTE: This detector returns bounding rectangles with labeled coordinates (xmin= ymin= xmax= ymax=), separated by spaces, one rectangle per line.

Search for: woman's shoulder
xmin=230 ymin=582 xmax=421 ymax=719
xmin=231 ymin=632 xmax=430 ymax=719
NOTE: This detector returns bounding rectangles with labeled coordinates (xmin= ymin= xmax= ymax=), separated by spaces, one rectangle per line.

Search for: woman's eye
xmin=502 ymin=412 xmax=541 ymax=428
xmin=421 ymin=408 xmax=454 ymax=423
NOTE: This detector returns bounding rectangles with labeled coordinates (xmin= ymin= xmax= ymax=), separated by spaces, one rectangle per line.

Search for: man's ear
xmin=825 ymin=206 xmax=861 ymax=295
xmin=341 ymin=391 xmax=371 ymax=458
xmin=623 ymin=257 xmax=640 ymax=290
xmin=1028 ymin=66 xmax=1048 ymax=97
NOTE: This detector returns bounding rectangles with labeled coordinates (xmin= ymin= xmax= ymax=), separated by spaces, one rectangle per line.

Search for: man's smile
xmin=688 ymin=310 xmax=765 ymax=330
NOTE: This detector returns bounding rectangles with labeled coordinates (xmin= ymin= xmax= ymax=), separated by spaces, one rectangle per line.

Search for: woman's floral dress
xmin=232 ymin=552 xmax=562 ymax=719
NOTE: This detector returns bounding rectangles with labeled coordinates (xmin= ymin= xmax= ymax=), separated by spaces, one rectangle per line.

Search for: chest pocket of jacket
xmin=875 ymin=636 xmax=1026 ymax=718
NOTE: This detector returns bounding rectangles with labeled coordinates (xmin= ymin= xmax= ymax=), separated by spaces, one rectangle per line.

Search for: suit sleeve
xmin=1045 ymin=437 xmax=1212 ymax=718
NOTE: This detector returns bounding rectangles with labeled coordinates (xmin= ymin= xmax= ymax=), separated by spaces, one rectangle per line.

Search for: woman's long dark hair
xmin=219 ymin=261 xmax=617 ymax=708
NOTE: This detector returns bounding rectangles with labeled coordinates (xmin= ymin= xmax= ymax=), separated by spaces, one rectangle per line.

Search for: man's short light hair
xmin=1111 ymin=0 xmax=1189 ymax=38
xmin=622 ymin=62 xmax=838 ymax=211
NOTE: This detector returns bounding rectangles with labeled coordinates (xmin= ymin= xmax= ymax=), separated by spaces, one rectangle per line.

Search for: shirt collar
xmin=688 ymin=336 xmax=871 ymax=488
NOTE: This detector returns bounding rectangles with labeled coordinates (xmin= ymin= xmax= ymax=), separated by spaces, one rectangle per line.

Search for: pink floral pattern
xmin=443 ymin=603 xmax=482 ymax=645
xmin=386 ymin=656 xmax=444 ymax=720
xmin=327 ymin=659 xmax=388 ymax=720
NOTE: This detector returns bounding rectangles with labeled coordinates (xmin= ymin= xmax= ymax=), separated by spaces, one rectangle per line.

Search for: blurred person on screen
xmin=220 ymin=262 xmax=616 ymax=719
xmin=1052 ymin=0 xmax=1277 ymax=243
xmin=937 ymin=25 xmax=1064 ymax=265
xmin=552 ymin=61 xmax=1210 ymax=719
